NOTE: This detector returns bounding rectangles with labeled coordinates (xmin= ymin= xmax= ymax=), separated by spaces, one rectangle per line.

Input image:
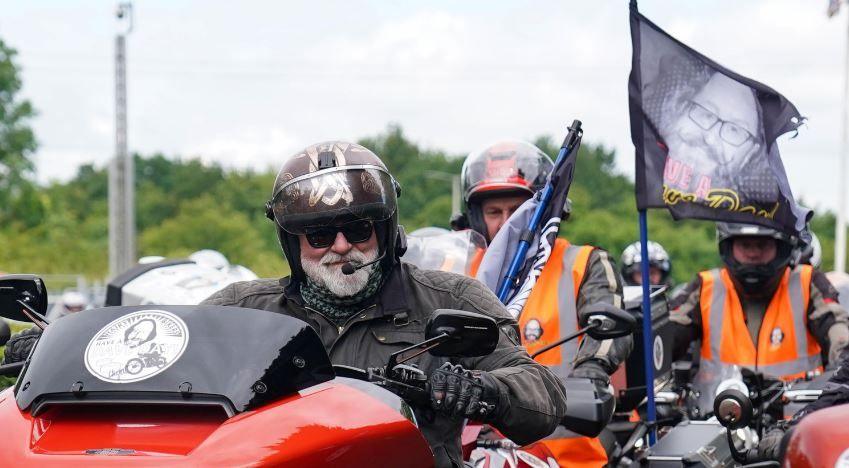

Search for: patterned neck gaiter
xmin=300 ymin=265 xmax=383 ymax=326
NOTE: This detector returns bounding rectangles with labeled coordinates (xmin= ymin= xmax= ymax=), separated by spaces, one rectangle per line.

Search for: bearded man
xmin=200 ymin=141 xmax=567 ymax=468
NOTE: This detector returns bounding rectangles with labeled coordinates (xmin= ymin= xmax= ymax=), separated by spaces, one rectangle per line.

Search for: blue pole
xmin=496 ymin=157 xmax=563 ymax=302
xmin=638 ymin=209 xmax=657 ymax=445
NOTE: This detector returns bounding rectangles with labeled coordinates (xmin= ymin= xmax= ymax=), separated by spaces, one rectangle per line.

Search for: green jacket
xmin=201 ymin=262 xmax=567 ymax=468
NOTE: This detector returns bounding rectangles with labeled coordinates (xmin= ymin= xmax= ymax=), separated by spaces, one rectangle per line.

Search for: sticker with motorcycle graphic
xmin=84 ymin=310 xmax=189 ymax=384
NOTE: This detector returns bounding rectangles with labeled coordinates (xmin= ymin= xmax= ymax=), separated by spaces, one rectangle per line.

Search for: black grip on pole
xmin=519 ymin=229 xmax=535 ymax=244
xmin=560 ymin=120 xmax=583 ymax=149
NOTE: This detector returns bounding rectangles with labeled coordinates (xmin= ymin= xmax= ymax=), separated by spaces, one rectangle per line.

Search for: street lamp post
xmin=109 ymin=2 xmax=135 ymax=278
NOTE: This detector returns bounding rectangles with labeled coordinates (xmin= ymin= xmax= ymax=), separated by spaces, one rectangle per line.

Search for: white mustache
xmin=320 ymin=250 xmax=367 ymax=266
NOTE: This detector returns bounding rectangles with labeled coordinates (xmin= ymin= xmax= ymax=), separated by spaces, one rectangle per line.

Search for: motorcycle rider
xmin=455 ymin=140 xmax=631 ymax=468
xmin=670 ymin=223 xmax=849 ymax=413
xmin=620 ymin=240 xmax=673 ymax=287
xmin=47 ymin=290 xmax=88 ymax=320
xmin=199 ymin=141 xmax=567 ymax=468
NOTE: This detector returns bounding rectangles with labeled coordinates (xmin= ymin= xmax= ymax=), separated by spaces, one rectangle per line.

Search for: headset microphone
xmin=341 ymin=252 xmax=386 ymax=275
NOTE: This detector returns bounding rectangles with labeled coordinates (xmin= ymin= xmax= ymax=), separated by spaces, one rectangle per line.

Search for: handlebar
xmin=334 ymin=363 xmax=431 ymax=407
xmin=0 ymin=361 xmax=23 ymax=377
xmin=476 ymin=439 xmax=518 ymax=450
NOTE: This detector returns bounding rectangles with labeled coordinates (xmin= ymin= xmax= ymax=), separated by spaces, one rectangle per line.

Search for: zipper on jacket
xmin=305 ymin=304 xmax=378 ymax=354
xmin=334 ymin=305 xmax=378 ymax=356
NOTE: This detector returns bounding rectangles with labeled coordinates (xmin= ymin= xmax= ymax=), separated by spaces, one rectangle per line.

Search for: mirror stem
xmin=726 ymin=429 xmax=748 ymax=463
xmin=18 ymin=300 xmax=49 ymax=330
xmin=387 ymin=332 xmax=449 ymax=370
xmin=531 ymin=321 xmax=600 ymax=359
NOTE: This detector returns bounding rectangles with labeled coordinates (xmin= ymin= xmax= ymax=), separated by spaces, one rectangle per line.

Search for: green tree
xmin=0 ymin=38 xmax=39 ymax=227
xmin=359 ymin=124 xmax=464 ymax=231
xmin=139 ymin=195 xmax=288 ymax=278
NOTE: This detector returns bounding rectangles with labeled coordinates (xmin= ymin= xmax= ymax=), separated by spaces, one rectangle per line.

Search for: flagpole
xmin=638 ymin=209 xmax=657 ymax=445
xmin=837 ymin=7 xmax=849 ymax=273
xmin=496 ymin=120 xmax=582 ymax=302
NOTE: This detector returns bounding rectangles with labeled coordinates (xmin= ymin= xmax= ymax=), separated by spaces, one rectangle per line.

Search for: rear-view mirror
xmin=0 ymin=319 xmax=10 ymax=347
xmin=426 ymin=309 xmax=498 ymax=358
xmin=714 ymin=388 xmax=753 ymax=430
xmin=579 ymin=303 xmax=636 ymax=340
xmin=0 ymin=274 xmax=48 ymax=323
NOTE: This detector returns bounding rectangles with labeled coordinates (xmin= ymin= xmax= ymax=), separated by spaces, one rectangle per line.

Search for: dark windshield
xmin=15 ymin=305 xmax=334 ymax=415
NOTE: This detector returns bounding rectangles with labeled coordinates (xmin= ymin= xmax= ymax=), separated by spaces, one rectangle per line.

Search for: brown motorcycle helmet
xmin=459 ymin=141 xmax=552 ymax=242
xmin=266 ymin=141 xmax=403 ymax=281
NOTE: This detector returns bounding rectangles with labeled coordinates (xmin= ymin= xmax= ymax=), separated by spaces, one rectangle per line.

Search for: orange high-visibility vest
xmin=698 ymin=266 xmax=823 ymax=381
xmin=519 ymin=238 xmax=595 ymax=380
xmin=468 ymin=247 xmax=485 ymax=278
xmin=517 ymin=238 xmax=608 ymax=468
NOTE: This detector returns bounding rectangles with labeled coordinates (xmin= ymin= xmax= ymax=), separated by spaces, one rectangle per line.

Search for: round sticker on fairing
xmin=84 ymin=310 xmax=189 ymax=383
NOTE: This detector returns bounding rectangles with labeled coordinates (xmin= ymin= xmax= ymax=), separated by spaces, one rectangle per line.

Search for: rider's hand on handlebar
xmin=2 ymin=327 xmax=41 ymax=365
xmin=757 ymin=426 xmax=786 ymax=461
xmin=569 ymin=360 xmax=610 ymax=391
xmin=429 ymin=363 xmax=500 ymax=421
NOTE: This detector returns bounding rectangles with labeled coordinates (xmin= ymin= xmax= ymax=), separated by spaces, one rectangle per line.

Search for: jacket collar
xmin=280 ymin=264 xmax=411 ymax=317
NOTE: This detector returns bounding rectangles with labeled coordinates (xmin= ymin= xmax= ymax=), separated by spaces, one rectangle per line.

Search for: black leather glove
xmin=757 ymin=426 xmax=786 ymax=461
xmin=2 ymin=327 xmax=41 ymax=365
xmin=569 ymin=360 xmax=611 ymax=389
xmin=429 ymin=363 xmax=500 ymax=421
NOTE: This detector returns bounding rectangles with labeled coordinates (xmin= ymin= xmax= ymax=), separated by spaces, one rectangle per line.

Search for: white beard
xmin=301 ymin=248 xmax=378 ymax=297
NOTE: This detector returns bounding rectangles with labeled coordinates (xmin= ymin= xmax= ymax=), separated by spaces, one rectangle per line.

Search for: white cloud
xmin=184 ymin=127 xmax=300 ymax=170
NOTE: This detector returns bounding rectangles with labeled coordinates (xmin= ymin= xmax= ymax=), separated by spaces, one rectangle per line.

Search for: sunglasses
xmin=304 ymin=220 xmax=374 ymax=249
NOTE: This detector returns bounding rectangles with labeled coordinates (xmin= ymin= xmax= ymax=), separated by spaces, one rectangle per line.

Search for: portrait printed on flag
xmin=643 ymin=55 xmax=775 ymax=210
xmin=629 ymin=6 xmax=809 ymax=235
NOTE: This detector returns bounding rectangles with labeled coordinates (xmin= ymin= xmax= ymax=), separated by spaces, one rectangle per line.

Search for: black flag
xmin=629 ymin=3 xmax=811 ymax=236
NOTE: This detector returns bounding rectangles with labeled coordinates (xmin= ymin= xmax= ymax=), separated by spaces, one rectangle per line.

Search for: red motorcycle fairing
xmin=0 ymin=378 xmax=434 ymax=467
xmin=783 ymin=403 xmax=849 ymax=468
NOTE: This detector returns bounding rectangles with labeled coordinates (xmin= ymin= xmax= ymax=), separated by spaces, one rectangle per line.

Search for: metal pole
xmin=109 ymin=3 xmax=134 ymax=278
xmin=837 ymin=8 xmax=849 ymax=272
xmin=638 ymin=209 xmax=657 ymax=445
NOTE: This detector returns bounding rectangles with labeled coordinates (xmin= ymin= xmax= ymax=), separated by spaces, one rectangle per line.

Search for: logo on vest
xmin=770 ymin=327 xmax=784 ymax=348
xmin=523 ymin=319 xmax=543 ymax=343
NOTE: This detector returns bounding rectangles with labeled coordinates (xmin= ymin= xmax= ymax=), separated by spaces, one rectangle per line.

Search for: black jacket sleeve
xmin=668 ymin=275 xmax=703 ymax=362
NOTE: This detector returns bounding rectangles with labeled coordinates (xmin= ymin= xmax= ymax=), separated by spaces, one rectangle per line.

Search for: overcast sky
xmin=2 ymin=0 xmax=847 ymax=215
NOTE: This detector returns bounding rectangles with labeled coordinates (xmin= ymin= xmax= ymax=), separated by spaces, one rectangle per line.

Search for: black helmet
xmin=459 ymin=141 xmax=552 ymax=241
xmin=620 ymin=241 xmax=672 ymax=286
xmin=716 ymin=222 xmax=796 ymax=295
xmin=266 ymin=141 xmax=403 ymax=281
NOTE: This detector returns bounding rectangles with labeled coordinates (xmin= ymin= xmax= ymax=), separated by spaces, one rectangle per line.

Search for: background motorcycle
xmin=632 ymin=366 xmax=829 ymax=467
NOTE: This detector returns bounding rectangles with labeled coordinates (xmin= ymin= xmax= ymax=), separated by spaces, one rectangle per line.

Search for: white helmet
xmin=620 ymin=241 xmax=672 ymax=286
xmin=189 ymin=249 xmax=230 ymax=271
xmin=61 ymin=291 xmax=87 ymax=314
